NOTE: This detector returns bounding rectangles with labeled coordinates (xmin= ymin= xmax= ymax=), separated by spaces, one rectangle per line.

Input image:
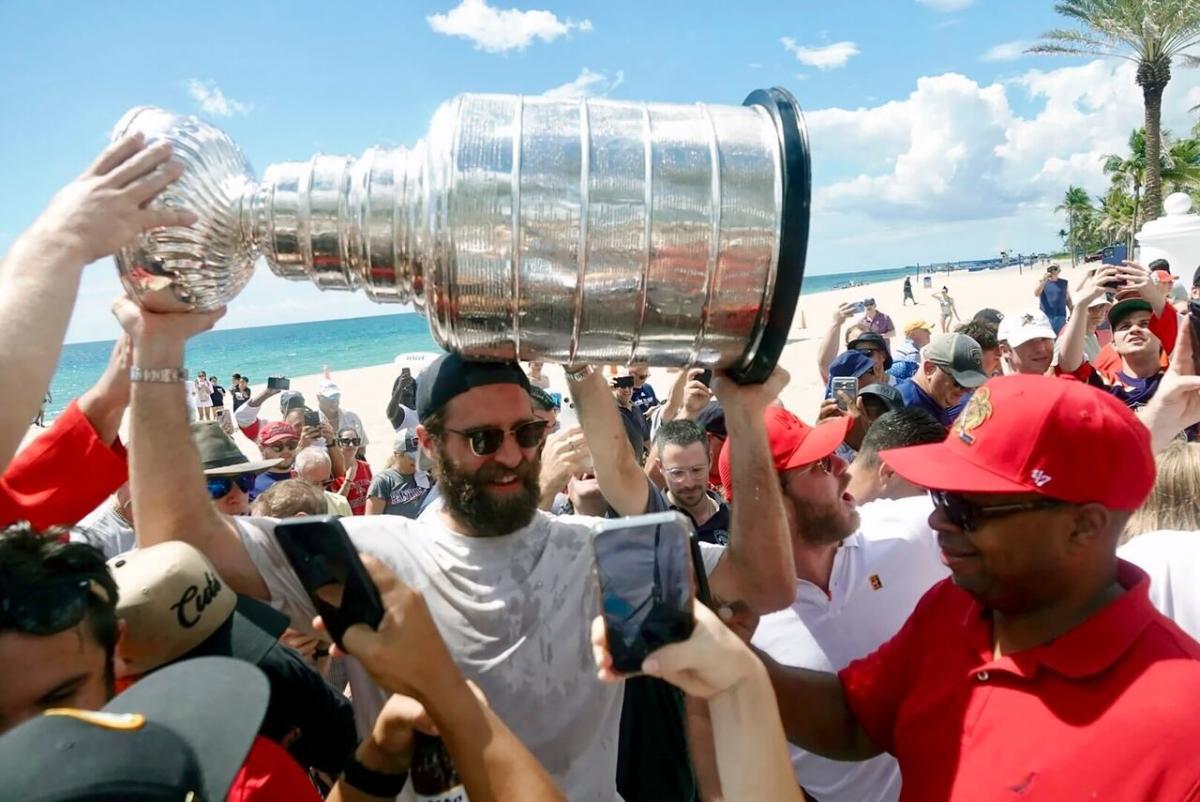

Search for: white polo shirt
xmin=1119 ymin=530 xmax=1200 ymax=641
xmin=751 ymin=495 xmax=949 ymax=802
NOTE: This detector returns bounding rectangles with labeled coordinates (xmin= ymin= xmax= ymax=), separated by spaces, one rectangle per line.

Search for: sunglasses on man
xmin=444 ymin=420 xmax=549 ymax=457
xmin=0 ymin=577 xmax=111 ymax=636
xmin=263 ymin=439 xmax=300 ymax=453
xmin=930 ymin=490 xmax=1066 ymax=532
xmin=206 ymin=472 xmax=258 ymax=500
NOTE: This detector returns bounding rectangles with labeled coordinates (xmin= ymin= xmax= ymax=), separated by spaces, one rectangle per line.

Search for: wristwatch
xmin=565 ymin=364 xmax=595 ymax=382
xmin=130 ymin=367 xmax=189 ymax=384
xmin=341 ymin=754 xmax=408 ymax=797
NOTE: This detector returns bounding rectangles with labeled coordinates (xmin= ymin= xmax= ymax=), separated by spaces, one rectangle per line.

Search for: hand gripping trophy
xmin=112 ymin=88 xmax=810 ymax=383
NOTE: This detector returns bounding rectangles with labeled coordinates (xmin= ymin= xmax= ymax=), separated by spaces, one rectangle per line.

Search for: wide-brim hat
xmin=192 ymin=423 xmax=281 ymax=475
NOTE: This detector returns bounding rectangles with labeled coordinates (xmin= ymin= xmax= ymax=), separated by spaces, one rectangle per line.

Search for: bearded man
xmin=117 ymin=292 xmax=795 ymax=802
xmin=717 ymin=406 xmax=950 ymax=802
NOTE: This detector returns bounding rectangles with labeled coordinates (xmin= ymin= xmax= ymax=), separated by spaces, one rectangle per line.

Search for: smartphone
xmin=592 ymin=511 xmax=696 ymax=674
xmin=613 ymin=375 xmax=636 ymax=389
xmin=850 ymin=301 xmax=866 ymax=314
xmin=1101 ymin=244 xmax=1128 ymax=266
xmin=831 ymin=376 xmax=859 ymax=411
xmin=696 ymin=369 xmax=713 ymax=387
xmin=274 ymin=515 xmax=385 ymax=648
xmin=267 ymin=376 xmax=290 ymax=391
xmin=304 ymin=408 xmax=320 ymax=428
xmin=1189 ymin=301 xmax=1200 ymax=375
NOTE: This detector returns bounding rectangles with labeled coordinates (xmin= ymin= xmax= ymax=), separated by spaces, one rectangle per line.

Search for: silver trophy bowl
xmin=113 ymin=88 xmax=810 ymax=382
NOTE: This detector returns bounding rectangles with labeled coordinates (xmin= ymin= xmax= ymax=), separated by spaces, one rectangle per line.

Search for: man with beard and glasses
xmin=753 ymin=375 xmax=1200 ymax=801
xmin=117 ymin=294 xmax=796 ymax=802
xmin=717 ymin=405 xmax=949 ymax=802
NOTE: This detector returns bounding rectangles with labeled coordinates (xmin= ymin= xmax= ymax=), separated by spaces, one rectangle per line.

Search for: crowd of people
xmin=3 ymin=128 xmax=1200 ymax=802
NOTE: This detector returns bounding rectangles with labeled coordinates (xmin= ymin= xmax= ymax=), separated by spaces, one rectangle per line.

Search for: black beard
xmin=434 ymin=445 xmax=541 ymax=537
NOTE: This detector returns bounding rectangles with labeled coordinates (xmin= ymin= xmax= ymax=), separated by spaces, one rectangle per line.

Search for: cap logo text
xmin=954 ymin=388 xmax=992 ymax=445
xmin=171 ymin=571 xmax=223 ymax=629
xmin=1031 ymin=469 xmax=1052 ymax=487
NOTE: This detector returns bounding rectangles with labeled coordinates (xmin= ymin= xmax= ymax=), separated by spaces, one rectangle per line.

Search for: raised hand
xmin=111 ymin=294 xmax=225 ymax=345
xmin=32 ymin=133 xmax=197 ymax=266
xmin=1141 ymin=321 xmax=1200 ymax=453
xmin=539 ymin=425 xmax=592 ymax=499
xmin=710 ymin=365 xmax=789 ymax=415
xmin=332 ymin=555 xmax=460 ymax=702
xmin=590 ymin=602 xmax=763 ymax=698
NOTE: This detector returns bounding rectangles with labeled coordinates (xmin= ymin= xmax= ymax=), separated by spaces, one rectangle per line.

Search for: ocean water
xmin=46 ymin=260 xmax=1003 ymax=422
xmin=48 ymin=313 xmax=438 ymax=421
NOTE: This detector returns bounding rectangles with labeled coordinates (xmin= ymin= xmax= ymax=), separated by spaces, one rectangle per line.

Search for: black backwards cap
xmin=417 ymin=352 xmax=532 ymax=422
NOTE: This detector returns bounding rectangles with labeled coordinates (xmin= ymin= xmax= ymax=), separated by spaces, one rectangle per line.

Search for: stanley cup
xmin=112 ymin=88 xmax=810 ymax=382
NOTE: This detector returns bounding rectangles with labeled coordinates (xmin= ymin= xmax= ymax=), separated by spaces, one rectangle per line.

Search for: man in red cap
xmin=758 ymin=374 xmax=1200 ymax=800
xmin=252 ymin=422 xmax=300 ymax=499
xmin=719 ymin=407 xmax=948 ymax=801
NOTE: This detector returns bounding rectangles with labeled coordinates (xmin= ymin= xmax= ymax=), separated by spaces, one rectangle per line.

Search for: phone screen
xmin=274 ymin=515 xmax=385 ymax=647
xmin=613 ymin=375 xmax=635 ymax=389
xmin=1189 ymin=301 xmax=1200 ymax=375
xmin=304 ymin=409 xmax=321 ymax=428
xmin=696 ymin=369 xmax=713 ymax=387
xmin=267 ymin=376 xmax=290 ymax=390
xmin=831 ymin=377 xmax=859 ymax=411
xmin=592 ymin=512 xmax=696 ymax=674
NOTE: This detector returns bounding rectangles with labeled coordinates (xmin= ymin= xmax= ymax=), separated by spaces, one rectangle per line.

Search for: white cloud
xmin=916 ymin=0 xmax=974 ymax=10
xmin=801 ymin=57 xmax=1200 ymax=271
xmin=186 ymin=80 xmax=252 ymax=117
xmin=426 ymin=0 xmax=591 ymax=53
xmin=780 ymin=38 xmax=859 ymax=71
xmin=981 ymin=40 xmax=1032 ymax=62
xmin=542 ymin=68 xmax=625 ymax=99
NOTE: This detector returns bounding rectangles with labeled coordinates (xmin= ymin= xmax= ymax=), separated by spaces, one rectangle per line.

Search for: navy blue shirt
xmin=897 ymin=378 xmax=955 ymax=427
xmin=1039 ymin=278 xmax=1070 ymax=318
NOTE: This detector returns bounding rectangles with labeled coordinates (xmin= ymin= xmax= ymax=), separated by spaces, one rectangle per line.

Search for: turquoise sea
xmin=46 ymin=260 xmax=1002 ymax=421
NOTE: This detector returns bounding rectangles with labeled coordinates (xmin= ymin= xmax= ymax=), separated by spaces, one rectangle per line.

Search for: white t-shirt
xmin=1119 ymin=530 xmax=1200 ymax=641
xmin=233 ymin=510 xmax=724 ymax=802
xmin=72 ymin=502 xmax=135 ymax=560
xmin=751 ymin=495 xmax=949 ymax=802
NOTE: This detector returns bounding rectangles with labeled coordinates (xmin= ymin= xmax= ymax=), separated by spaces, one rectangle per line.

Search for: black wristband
xmin=341 ymin=753 xmax=408 ymax=797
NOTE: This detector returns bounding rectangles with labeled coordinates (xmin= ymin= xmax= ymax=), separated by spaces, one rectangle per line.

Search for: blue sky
xmin=4 ymin=0 xmax=1200 ymax=342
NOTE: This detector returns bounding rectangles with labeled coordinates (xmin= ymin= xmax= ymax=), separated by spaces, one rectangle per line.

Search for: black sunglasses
xmin=444 ymin=420 xmax=549 ymax=457
xmin=206 ymin=472 xmax=258 ymax=500
xmin=930 ymin=490 xmax=1066 ymax=532
xmin=0 ymin=579 xmax=107 ymax=636
xmin=334 ymin=437 xmax=362 ymax=447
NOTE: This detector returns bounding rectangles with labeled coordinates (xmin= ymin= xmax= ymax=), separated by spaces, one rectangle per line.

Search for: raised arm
xmin=1140 ymin=323 xmax=1200 ymax=454
xmin=113 ymin=297 xmax=270 ymax=599
xmin=817 ymin=303 xmax=856 ymax=384
xmin=566 ymin=368 xmax=649 ymax=516
xmin=0 ymin=134 xmax=193 ymax=470
xmin=706 ymin=368 xmax=795 ymax=613
xmin=1058 ymin=267 xmax=1116 ymax=374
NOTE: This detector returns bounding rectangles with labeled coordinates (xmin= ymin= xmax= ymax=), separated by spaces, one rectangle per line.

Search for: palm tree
xmin=1103 ymin=128 xmax=1147 ymax=244
xmin=1056 ymin=185 xmax=1094 ymax=265
xmin=1097 ymin=185 xmax=1136 ymax=246
xmin=1030 ymin=0 xmax=1200 ymax=221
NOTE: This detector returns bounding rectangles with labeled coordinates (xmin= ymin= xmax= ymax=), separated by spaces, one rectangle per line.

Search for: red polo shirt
xmin=839 ymin=561 xmax=1200 ymax=801
xmin=0 ymin=400 xmax=128 ymax=530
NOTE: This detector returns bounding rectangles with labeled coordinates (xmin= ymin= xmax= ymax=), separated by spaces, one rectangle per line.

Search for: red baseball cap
xmin=719 ymin=406 xmax=851 ymax=500
xmin=256 ymin=421 xmax=299 ymax=446
xmin=881 ymin=374 xmax=1154 ymax=510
